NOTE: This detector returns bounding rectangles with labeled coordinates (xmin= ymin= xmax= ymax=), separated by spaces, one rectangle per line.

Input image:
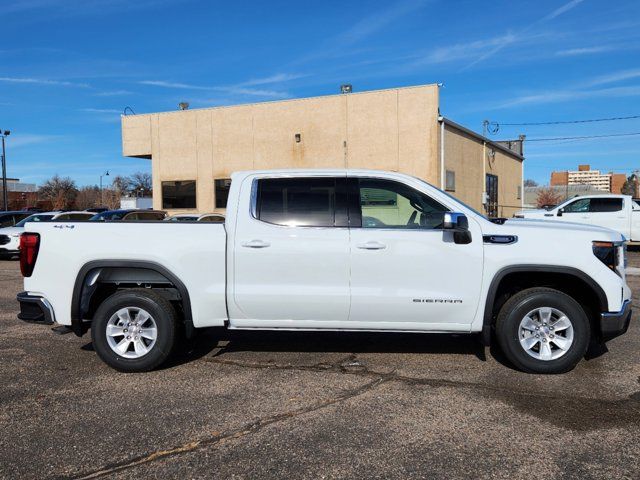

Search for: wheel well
xmin=485 ymin=270 xmax=607 ymax=341
xmin=71 ymin=262 xmax=193 ymax=337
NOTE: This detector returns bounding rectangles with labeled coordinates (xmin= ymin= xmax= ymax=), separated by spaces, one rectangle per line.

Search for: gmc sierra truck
xmin=17 ymin=170 xmax=632 ymax=374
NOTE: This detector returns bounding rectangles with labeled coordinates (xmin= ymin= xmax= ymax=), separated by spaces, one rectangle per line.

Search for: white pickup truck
xmin=514 ymin=194 xmax=640 ymax=241
xmin=17 ymin=170 xmax=632 ymax=374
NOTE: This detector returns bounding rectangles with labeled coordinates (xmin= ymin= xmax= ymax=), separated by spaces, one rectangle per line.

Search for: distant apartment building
xmin=550 ymin=165 xmax=626 ymax=193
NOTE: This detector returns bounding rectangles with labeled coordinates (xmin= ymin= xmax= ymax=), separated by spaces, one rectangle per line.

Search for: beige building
xmin=121 ymin=84 xmax=524 ymax=217
xmin=551 ymin=164 xmax=627 ymax=194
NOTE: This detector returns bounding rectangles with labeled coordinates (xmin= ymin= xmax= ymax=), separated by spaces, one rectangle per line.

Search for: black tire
xmin=91 ymin=289 xmax=178 ymax=372
xmin=496 ymin=287 xmax=590 ymax=374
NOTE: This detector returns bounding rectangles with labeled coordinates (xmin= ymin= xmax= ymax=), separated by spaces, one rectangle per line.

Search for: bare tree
xmin=523 ymin=179 xmax=538 ymax=187
xmin=39 ymin=175 xmax=78 ymax=210
xmin=621 ymin=174 xmax=638 ymax=197
xmin=128 ymin=172 xmax=152 ymax=196
xmin=76 ymin=186 xmax=101 ymax=210
xmin=536 ymin=187 xmax=563 ymax=209
xmin=110 ymin=175 xmax=132 ymax=195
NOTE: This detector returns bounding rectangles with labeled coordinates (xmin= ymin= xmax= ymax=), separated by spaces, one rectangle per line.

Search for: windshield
xmin=90 ymin=211 xmax=127 ymax=221
xmin=15 ymin=214 xmax=54 ymax=227
xmin=437 ymin=187 xmax=489 ymax=220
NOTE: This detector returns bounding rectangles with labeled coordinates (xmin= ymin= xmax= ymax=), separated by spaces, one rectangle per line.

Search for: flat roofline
xmin=441 ymin=117 xmax=524 ymax=161
xmin=121 ymin=83 xmax=441 ymax=118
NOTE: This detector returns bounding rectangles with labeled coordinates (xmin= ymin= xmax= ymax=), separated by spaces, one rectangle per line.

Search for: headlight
xmin=593 ymin=241 xmax=622 ymax=275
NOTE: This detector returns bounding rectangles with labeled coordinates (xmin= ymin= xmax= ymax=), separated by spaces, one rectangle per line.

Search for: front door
xmin=230 ymin=175 xmax=351 ymax=328
xmin=348 ymin=176 xmax=484 ymax=331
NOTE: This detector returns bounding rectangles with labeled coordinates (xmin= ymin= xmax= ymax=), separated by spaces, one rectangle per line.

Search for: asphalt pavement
xmin=1 ymin=258 xmax=639 ymax=479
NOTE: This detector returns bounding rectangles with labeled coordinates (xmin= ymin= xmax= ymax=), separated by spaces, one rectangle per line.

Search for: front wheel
xmin=91 ymin=289 xmax=178 ymax=372
xmin=496 ymin=287 xmax=590 ymax=374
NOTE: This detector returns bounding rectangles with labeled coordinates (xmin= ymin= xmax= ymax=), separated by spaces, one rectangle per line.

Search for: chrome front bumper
xmin=600 ymin=299 xmax=632 ymax=341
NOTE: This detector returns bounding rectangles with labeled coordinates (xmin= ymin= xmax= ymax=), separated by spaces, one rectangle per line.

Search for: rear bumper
xmin=600 ymin=299 xmax=632 ymax=341
xmin=16 ymin=292 xmax=56 ymax=325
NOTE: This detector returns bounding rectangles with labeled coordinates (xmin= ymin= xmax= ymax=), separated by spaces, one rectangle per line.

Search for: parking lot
xmin=0 ymin=258 xmax=639 ymax=479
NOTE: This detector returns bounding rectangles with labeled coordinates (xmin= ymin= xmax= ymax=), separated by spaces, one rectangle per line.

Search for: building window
xmin=256 ymin=177 xmax=337 ymax=227
xmin=162 ymin=180 xmax=196 ymax=209
xmin=517 ymin=186 xmax=522 ymax=200
xmin=445 ymin=170 xmax=456 ymax=192
xmin=215 ymin=179 xmax=231 ymax=209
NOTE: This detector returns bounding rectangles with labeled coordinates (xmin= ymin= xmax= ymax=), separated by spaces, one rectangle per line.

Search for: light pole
xmin=1 ymin=130 xmax=10 ymax=212
xmin=100 ymin=170 xmax=110 ymax=206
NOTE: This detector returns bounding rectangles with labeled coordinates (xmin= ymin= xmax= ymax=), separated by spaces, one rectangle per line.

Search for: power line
xmin=493 ymin=114 xmax=640 ymax=127
xmin=526 ymin=132 xmax=640 ymax=142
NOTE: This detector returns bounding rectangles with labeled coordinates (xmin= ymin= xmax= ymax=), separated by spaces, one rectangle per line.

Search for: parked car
xmin=0 ymin=211 xmax=32 ymax=228
xmin=514 ymin=194 xmax=640 ymax=241
xmin=89 ymin=209 xmax=167 ymax=221
xmin=165 ymin=213 xmax=225 ymax=223
xmin=17 ymin=169 xmax=631 ymax=374
xmin=0 ymin=211 xmax=94 ymax=258
xmin=86 ymin=207 xmax=108 ymax=213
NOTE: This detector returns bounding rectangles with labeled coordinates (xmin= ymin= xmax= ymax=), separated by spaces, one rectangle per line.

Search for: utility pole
xmin=100 ymin=170 xmax=110 ymax=206
xmin=1 ymin=130 xmax=10 ymax=212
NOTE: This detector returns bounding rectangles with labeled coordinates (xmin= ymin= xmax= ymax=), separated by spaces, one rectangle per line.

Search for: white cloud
xmin=95 ymin=89 xmax=133 ymax=96
xmin=463 ymin=0 xmax=586 ymax=70
xmin=80 ymin=108 xmax=122 ymax=114
xmin=582 ymin=68 xmax=640 ymax=87
xmin=335 ymin=0 xmax=430 ymax=45
xmin=495 ymin=85 xmax=640 ymax=109
xmin=556 ymin=46 xmax=611 ymax=56
xmin=139 ymin=79 xmax=290 ymax=99
xmin=0 ymin=76 xmax=90 ymax=88
xmin=7 ymin=134 xmax=62 ymax=148
xmin=239 ymin=73 xmax=308 ymax=87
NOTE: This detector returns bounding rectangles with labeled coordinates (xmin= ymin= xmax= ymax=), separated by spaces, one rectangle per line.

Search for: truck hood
xmin=500 ymin=217 xmax=625 ymax=241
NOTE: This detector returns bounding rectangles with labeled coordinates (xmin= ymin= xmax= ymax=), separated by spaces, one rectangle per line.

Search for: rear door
xmin=348 ymin=176 xmax=484 ymax=331
xmin=230 ymin=175 xmax=351 ymax=328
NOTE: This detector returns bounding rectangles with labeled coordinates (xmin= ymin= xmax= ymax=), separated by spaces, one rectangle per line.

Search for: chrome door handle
xmin=241 ymin=239 xmax=271 ymax=248
xmin=357 ymin=241 xmax=386 ymax=250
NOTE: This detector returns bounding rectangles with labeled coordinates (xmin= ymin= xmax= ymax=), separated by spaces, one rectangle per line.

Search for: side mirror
xmin=557 ymin=208 xmax=564 ymax=217
xmin=443 ymin=212 xmax=472 ymax=244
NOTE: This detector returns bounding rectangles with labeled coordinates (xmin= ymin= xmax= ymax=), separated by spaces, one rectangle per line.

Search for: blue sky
xmin=1 ymin=0 xmax=639 ymax=186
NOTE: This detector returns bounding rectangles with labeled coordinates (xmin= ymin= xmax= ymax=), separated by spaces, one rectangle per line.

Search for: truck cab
xmin=515 ymin=194 xmax=640 ymax=241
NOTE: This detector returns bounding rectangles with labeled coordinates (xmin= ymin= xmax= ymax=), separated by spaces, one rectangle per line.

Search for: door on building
xmin=485 ymin=174 xmax=499 ymax=218
xmin=347 ymin=176 xmax=484 ymax=331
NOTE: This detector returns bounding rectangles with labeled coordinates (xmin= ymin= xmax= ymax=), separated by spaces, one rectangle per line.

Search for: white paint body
xmin=24 ymin=170 xmax=631 ymax=333
xmin=515 ymin=195 xmax=640 ymax=241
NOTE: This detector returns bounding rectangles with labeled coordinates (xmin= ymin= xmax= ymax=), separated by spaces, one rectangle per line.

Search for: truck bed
xmin=23 ymin=222 xmax=228 ymax=328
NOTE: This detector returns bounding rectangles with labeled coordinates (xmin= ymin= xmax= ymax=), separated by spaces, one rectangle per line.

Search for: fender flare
xmin=481 ymin=265 xmax=608 ymax=345
xmin=71 ymin=260 xmax=194 ymax=337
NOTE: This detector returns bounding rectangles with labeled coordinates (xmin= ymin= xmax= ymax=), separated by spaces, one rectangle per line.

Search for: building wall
xmin=123 ymin=85 xmax=441 ymax=213
xmin=442 ymin=123 xmax=523 ymax=217
xmin=610 ymin=173 xmax=626 ymax=194
xmin=122 ymin=84 xmax=522 ymax=216
xmin=550 ymin=171 xmax=569 ymax=186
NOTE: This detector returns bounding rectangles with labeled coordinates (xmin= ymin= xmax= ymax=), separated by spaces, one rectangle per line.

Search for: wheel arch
xmin=71 ymin=260 xmax=194 ymax=337
xmin=481 ymin=265 xmax=608 ymax=345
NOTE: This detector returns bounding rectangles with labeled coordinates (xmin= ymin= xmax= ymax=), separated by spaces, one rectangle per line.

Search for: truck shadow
xmin=165 ymin=328 xmax=519 ymax=370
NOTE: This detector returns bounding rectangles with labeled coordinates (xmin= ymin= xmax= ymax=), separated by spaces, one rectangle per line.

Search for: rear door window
xmin=590 ymin=198 xmax=623 ymax=212
xmin=256 ymin=177 xmax=338 ymax=227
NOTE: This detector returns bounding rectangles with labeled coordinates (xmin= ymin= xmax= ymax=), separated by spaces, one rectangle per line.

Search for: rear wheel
xmin=91 ymin=289 xmax=178 ymax=372
xmin=496 ymin=288 xmax=590 ymax=374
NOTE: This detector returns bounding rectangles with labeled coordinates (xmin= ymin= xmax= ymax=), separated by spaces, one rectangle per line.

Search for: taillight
xmin=20 ymin=233 xmax=40 ymax=277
